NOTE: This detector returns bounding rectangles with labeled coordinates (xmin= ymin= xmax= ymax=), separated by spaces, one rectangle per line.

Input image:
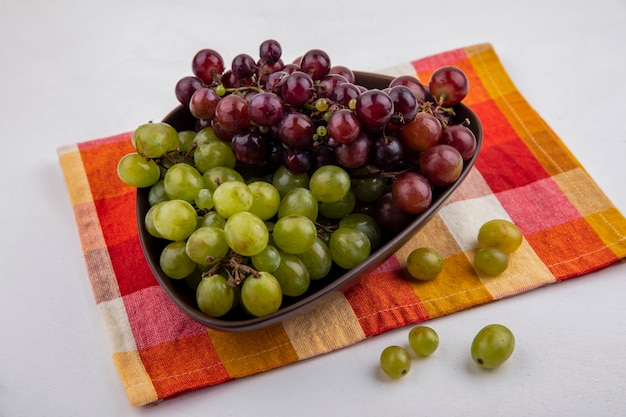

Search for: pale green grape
xmin=471 ymin=324 xmax=515 ymax=369
xmin=318 ymin=190 xmax=356 ymax=219
xmin=153 ymin=199 xmax=198 ymax=241
xmin=296 ymin=236 xmax=332 ymax=280
xmin=474 ymin=247 xmax=509 ymax=276
xmin=163 ymin=163 xmax=204 ymax=203
xmin=224 ymin=211 xmax=269 ymax=257
xmin=193 ymin=127 xmax=220 ymax=147
xmin=273 ymin=251 xmax=311 ymax=297
xmin=379 ymin=345 xmax=411 ymax=378
xmin=159 ymin=241 xmax=197 ymax=279
xmin=117 ymin=152 xmax=160 ymax=188
xmin=272 ymin=214 xmax=317 ymax=254
xmin=309 ymin=165 xmax=351 ymax=203
xmin=408 ymin=326 xmax=439 ymax=357
xmin=406 ymin=247 xmax=444 ymax=281
xmin=144 ymin=202 xmax=164 ymax=238
xmin=272 ymin=165 xmax=309 ymax=197
xmin=202 ymin=166 xmax=244 ymax=192
xmin=195 ymin=188 xmax=213 ymax=210
xmin=132 ymin=122 xmax=177 ymax=158
xmin=196 ymin=274 xmax=234 ymax=317
xmin=185 ymin=226 xmax=229 ymax=265
xmin=194 ymin=140 xmax=236 ymax=173
xmin=277 ymin=187 xmax=318 ymax=221
xmin=338 ymin=213 xmax=381 ymax=249
xmin=212 ymin=181 xmax=253 ymax=218
xmin=241 ymin=272 xmax=283 ymax=317
xmin=251 ymin=245 xmax=281 ymax=272
xmin=328 ymin=227 xmax=371 ymax=270
xmin=177 ymin=130 xmax=196 ymax=152
xmin=248 ymin=181 xmax=281 ymax=221
xmin=477 ymin=219 xmax=523 ymax=254
xmin=202 ymin=211 xmax=226 ymax=229
xmin=148 ymin=180 xmax=169 ymax=206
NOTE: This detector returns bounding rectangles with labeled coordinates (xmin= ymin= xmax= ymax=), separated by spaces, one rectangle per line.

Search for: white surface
xmin=1 ymin=0 xmax=625 ymax=416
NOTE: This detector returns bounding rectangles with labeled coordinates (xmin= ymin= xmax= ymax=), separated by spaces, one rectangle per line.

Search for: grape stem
xmin=203 ymin=250 xmax=261 ymax=287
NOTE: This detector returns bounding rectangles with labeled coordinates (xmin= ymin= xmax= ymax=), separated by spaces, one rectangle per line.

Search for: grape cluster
xmin=117 ymin=39 xmax=478 ymax=319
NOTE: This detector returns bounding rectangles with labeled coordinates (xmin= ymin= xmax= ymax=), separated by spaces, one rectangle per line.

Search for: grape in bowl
xmin=129 ymin=43 xmax=482 ymax=332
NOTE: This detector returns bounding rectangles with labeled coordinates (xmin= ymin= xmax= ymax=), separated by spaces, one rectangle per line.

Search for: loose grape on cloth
xmin=58 ymin=43 xmax=626 ymax=407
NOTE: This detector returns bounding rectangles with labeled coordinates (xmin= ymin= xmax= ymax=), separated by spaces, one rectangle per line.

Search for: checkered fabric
xmin=58 ymin=43 xmax=626 ymax=406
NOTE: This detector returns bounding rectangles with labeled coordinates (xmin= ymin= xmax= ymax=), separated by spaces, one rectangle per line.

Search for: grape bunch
xmin=117 ymin=39 xmax=478 ymax=319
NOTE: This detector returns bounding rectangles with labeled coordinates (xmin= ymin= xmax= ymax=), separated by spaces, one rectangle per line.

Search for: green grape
xmin=184 ymin=268 xmax=203 ymax=290
xmin=272 ymin=165 xmax=309 ymax=197
xmin=193 ymin=127 xmax=220 ymax=147
xmin=273 ymin=251 xmax=311 ymax=297
xmin=338 ymin=213 xmax=381 ymax=249
xmin=163 ymin=163 xmax=204 ymax=203
xmin=148 ymin=180 xmax=169 ymax=206
xmin=117 ymin=152 xmax=161 ymax=188
xmin=477 ymin=219 xmax=523 ymax=254
xmin=132 ymin=122 xmax=177 ymax=158
xmin=202 ymin=166 xmax=244 ymax=192
xmin=177 ymin=130 xmax=196 ymax=152
xmin=251 ymin=245 xmax=281 ymax=272
xmin=379 ymin=345 xmax=411 ymax=378
xmin=272 ymin=214 xmax=317 ymax=254
xmin=195 ymin=188 xmax=214 ymax=210
xmin=202 ymin=210 xmax=226 ymax=229
xmin=309 ymin=165 xmax=351 ymax=203
xmin=194 ymin=140 xmax=237 ymax=173
xmin=474 ymin=247 xmax=509 ymax=276
xmin=248 ymin=181 xmax=281 ymax=220
xmin=223 ymin=211 xmax=269 ymax=257
xmin=408 ymin=326 xmax=439 ymax=357
xmin=352 ymin=177 xmax=386 ymax=202
xmin=328 ymin=227 xmax=371 ymax=270
xmin=159 ymin=241 xmax=197 ymax=279
xmin=277 ymin=187 xmax=318 ymax=221
xmin=144 ymin=202 xmax=164 ymax=238
xmin=296 ymin=236 xmax=332 ymax=280
xmin=185 ymin=226 xmax=229 ymax=265
xmin=196 ymin=274 xmax=234 ymax=317
xmin=241 ymin=272 xmax=283 ymax=317
xmin=153 ymin=199 xmax=198 ymax=241
xmin=471 ymin=324 xmax=515 ymax=369
xmin=406 ymin=247 xmax=444 ymax=281
xmin=212 ymin=181 xmax=253 ymax=218
xmin=318 ymin=190 xmax=356 ymax=219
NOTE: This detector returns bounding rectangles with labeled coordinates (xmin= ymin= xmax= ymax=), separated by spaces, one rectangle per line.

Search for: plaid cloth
xmin=58 ymin=43 xmax=626 ymax=407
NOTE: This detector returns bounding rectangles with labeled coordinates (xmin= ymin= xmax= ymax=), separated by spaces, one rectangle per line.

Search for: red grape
xmin=440 ymin=124 xmax=477 ymax=160
xmin=391 ymin=172 xmax=432 ymax=214
xmin=429 ymin=66 xmax=469 ymax=106
xmin=214 ymin=94 xmax=250 ymax=132
xmin=327 ymin=108 xmax=361 ymax=143
xmin=192 ymin=49 xmax=225 ymax=85
xmin=356 ymin=90 xmax=394 ymax=128
xmin=399 ymin=112 xmax=442 ymax=152
xmin=420 ymin=144 xmax=464 ymax=186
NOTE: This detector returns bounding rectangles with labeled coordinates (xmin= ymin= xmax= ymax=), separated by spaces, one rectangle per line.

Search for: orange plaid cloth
xmin=58 ymin=43 xmax=626 ymax=407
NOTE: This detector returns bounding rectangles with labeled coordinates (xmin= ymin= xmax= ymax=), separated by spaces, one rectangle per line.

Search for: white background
xmin=1 ymin=1 xmax=625 ymax=416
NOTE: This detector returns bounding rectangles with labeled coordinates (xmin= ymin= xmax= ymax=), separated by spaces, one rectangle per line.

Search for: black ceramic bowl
xmin=137 ymin=71 xmax=482 ymax=332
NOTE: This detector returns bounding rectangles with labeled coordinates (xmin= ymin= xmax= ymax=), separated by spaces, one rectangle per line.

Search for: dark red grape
xmin=374 ymin=192 xmax=414 ymax=233
xmin=192 ymin=49 xmax=225 ymax=84
xmin=389 ymin=75 xmax=426 ymax=101
xmin=278 ymin=112 xmax=314 ymax=149
xmin=281 ymin=71 xmax=314 ymax=106
xmin=310 ymin=144 xmax=338 ymax=171
xmin=371 ymin=135 xmax=403 ymax=170
xmin=331 ymin=83 xmax=361 ymax=107
xmin=283 ymin=148 xmax=311 ymax=173
xmin=259 ymin=39 xmax=282 ymax=64
xmin=388 ymin=85 xmax=418 ymax=125
xmin=440 ymin=124 xmax=477 ymax=160
xmin=420 ymin=144 xmax=464 ymax=186
xmin=231 ymin=53 xmax=257 ymax=80
xmin=231 ymin=127 xmax=270 ymax=165
xmin=356 ymin=90 xmax=394 ymax=128
xmin=429 ymin=66 xmax=469 ymax=106
xmin=399 ymin=112 xmax=442 ymax=152
xmin=391 ymin=172 xmax=432 ymax=214
xmin=175 ymin=76 xmax=205 ymax=106
xmin=335 ymin=132 xmax=371 ymax=168
xmin=317 ymin=74 xmax=349 ymax=98
xmin=327 ymin=108 xmax=361 ymax=144
xmin=248 ymin=92 xmax=284 ymax=126
xmin=214 ymin=94 xmax=250 ymax=132
xmin=300 ymin=49 xmax=331 ymax=80
xmin=328 ymin=65 xmax=355 ymax=83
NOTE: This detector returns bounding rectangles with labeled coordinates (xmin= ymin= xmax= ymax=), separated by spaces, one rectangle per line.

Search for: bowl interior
xmin=136 ymin=71 xmax=483 ymax=332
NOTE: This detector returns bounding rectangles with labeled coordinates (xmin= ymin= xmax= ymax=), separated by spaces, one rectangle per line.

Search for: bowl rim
xmin=136 ymin=71 xmax=483 ymax=332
